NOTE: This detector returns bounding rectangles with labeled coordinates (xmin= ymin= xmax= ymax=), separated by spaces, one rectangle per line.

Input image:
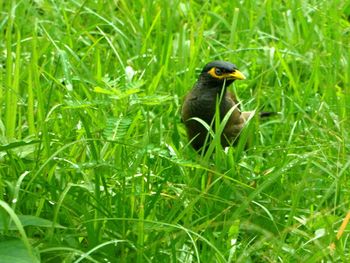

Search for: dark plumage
xmin=181 ymin=60 xmax=255 ymax=151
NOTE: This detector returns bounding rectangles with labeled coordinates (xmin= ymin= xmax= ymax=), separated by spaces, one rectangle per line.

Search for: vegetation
xmin=1 ymin=0 xmax=349 ymax=262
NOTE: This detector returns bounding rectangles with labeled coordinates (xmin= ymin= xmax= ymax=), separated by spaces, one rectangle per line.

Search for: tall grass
xmin=0 ymin=0 xmax=349 ymax=262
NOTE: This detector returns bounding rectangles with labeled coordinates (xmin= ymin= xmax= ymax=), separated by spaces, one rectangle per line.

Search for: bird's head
xmin=199 ymin=60 xmax=246 ymax=89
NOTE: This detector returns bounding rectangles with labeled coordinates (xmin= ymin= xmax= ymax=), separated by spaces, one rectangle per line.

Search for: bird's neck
xmin=198 ymin=76 xmax=234 ymax=94
xmin=196 ymin=81 xmax=230 ymax=96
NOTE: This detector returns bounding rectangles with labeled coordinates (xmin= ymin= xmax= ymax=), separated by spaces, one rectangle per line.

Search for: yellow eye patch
xmin=208 ymin=67 xmax=226 ymax=79
xmin=208 ymin=67 xmax=246 ymax=80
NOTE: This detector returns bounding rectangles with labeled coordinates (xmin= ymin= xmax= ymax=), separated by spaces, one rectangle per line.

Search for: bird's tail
xmin=259 ymin=111 xmax=279 ymax=118
xmin=241 ymin=111 xmax=279 ymax=121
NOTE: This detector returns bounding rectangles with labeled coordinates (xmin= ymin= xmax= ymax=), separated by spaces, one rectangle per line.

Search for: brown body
xmin=181 ymin=61 xmax=252 ymax=151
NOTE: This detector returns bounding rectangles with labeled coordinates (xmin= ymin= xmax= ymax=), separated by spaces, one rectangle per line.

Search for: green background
xmin=0 ymin=0 xmax=349 ymax=262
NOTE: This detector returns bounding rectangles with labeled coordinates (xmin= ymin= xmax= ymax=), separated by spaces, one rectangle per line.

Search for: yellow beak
xmin=228 ymin=70 xmax=246 ymax=80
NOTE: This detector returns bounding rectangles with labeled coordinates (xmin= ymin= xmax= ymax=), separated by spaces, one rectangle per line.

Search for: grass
xmin=0 ymin=0 xmax=349 ymax=262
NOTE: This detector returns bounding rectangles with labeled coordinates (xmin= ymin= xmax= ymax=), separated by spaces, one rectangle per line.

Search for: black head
xmin=199 ymin=60 xmax=245 ymax=88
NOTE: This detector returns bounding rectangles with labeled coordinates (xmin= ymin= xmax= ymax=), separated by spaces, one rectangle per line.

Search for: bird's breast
xmin=187 ymin=95 xmax=216 ymax=122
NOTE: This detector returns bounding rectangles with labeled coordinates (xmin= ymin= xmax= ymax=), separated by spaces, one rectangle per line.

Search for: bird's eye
xmin=215 ymin=68 xmax=222 ymax=76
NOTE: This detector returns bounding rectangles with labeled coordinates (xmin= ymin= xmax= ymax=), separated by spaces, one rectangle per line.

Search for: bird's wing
xmin=241 ymin=111 xmax=255 ymax=122
xmin=228 ymin=92 xmax=240 ymax=109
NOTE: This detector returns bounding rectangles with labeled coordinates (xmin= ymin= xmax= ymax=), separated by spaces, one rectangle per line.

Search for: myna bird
xmin=181 ymin=60 xmax=270 ymax=151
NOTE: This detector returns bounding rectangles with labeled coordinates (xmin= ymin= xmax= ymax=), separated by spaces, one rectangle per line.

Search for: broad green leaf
xmin=0 ymin=240 xmax=39 ymax=263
